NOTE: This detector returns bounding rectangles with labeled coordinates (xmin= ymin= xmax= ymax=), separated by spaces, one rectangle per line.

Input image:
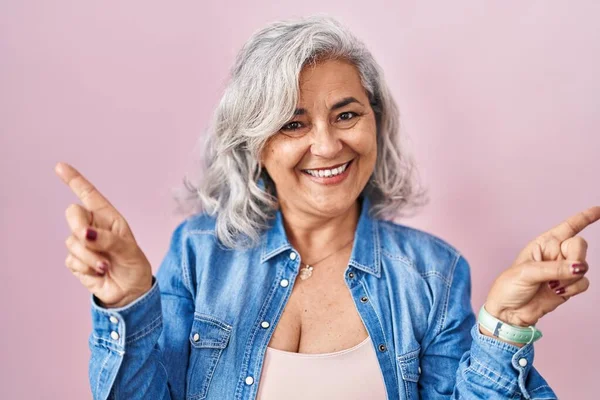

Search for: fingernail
xmin=571 ymin=263 xmax=587 ymax=275
xmin=548 ymin=281 xmax=560 ymax=289
xmin=555 ymin=287 xmax=566 ymax=295
xmin=96 ymin=261 xmax=108 ymax=273
xmin=86 ymin=228 xmax=97 ymax=241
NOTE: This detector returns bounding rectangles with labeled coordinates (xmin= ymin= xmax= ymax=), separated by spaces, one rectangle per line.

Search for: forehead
xmin=298 ymin=59 xmax=366 ymax=103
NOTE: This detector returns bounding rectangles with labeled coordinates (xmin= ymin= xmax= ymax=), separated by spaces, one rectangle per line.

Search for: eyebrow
xmin=293 ymin=96 xmax=363 ymax=116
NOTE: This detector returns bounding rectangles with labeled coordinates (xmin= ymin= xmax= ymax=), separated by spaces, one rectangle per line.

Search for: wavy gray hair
xmin=173 ymin=14 xmax=429 ymax=248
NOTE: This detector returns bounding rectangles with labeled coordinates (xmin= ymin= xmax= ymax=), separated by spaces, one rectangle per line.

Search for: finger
xmin=560 ymin=236 xmax=588 ymax=261
xmin=65 ymin=253 xmax=103 ymax=276
xmin=65 ymin=203 xmax=95 ymax=234
xmin=520 ymin=259 xmax=589 ymax=284
xmin=552 ymin=276 xmax=590 ymax=299
xmin=65 ymin=235 xmax=110 ymax=274
xmin=55 ymin=162 xmax=120 ymax=215
xmin=538 ymin=206 xmax=600 ymax=242
xmin=547 ymin=236 xmax=590 ymax=291
xmin=70 ymin=222 xmax=125 ymax=254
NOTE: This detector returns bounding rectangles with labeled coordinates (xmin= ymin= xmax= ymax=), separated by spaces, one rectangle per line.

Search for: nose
xmin=310 ymin=123 xmax=343 ymax=159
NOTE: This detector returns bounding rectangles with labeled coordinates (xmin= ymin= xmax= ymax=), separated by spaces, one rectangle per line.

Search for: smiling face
xmin=261 ymin=58 xmax=377 ymax=218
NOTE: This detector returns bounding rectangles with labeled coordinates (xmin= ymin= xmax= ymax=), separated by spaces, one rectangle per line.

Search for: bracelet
xmin=478 ymin=304 xmax=543 ymax=345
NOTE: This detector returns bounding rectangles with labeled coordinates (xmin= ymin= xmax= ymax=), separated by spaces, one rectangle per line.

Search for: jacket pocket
xmin=186 ymin=314 xmax=232 ymax=400
xmin=397 ymin=346 xmax=422 ymax=400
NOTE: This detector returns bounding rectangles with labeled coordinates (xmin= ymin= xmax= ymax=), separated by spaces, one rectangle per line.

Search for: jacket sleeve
xmin=88 ymin=221 xmax=195 ymax=400
xmin=418 ymin=254 xmax=558 ymax=399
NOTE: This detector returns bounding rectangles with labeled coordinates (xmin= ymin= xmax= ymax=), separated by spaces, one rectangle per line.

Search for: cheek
xmin=262 ymin=139 xmax=306 ymax=177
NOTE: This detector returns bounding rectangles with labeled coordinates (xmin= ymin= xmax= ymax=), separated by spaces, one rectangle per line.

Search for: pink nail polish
xmin=548 ymin=281 xmax=560 ymax=289
xmin=571 ymin=263 xmax=587 ymax=275
xmin=86 ymin=228 xmax=97 ymax=241
xmin=555 ymin=287 xmax=566 ymax=295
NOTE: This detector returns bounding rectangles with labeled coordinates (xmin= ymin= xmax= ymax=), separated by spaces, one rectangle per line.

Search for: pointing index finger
xmin=54 ymin=162 xmax=118 ymax=213
xmin=540 ymin=206 xmax=600 ymax=242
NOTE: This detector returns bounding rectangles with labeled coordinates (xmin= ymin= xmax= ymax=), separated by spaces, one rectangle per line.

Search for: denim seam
xmin=469 ymin=357 xmax=517 ymax=392
xmin=359 ymin=281 xmax=399 ymax=394
xmin=437 ymin=253 xmax=460 ymax=335
xmin=235 ymin=267 xmax=281 ymax=399
xmin=92 ymin=280 xmax=159 ymax=316
xmin=181 ymin=232 xmax=194 ymax=296
xmin=91 ymin=336 xmax=125 ymax=355
xmin=379 ymin=221 xmax=460 ymax=256
xmin=466 ymin=361 xmax=516 ymax=395
xmin=95 ymin=352 xmax=111 ymax=398
xmin=126 ymin=315 xmax=162 ymax=344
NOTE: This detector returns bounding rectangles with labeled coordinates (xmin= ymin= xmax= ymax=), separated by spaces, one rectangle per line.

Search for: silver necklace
xmin=298 ymin=237 xmax=355 ymax=280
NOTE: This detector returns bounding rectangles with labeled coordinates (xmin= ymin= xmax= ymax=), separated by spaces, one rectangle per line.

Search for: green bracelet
xmin=478 ymin=304 xmax=543 ymax=345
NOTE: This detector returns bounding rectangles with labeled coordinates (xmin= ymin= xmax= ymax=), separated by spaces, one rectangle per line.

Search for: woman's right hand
xmin=55 ymin=162 xmax=153 ymax=308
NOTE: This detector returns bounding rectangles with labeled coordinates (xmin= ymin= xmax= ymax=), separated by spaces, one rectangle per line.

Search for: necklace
xmin=298 ymin=237 xmax=355 ymax=280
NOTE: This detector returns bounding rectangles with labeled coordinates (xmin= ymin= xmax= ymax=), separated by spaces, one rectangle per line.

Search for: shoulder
xmin=376 ymin=218 xmax=466 ymax=285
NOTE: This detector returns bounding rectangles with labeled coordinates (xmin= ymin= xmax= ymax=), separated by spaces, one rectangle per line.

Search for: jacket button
xmin=348 ymin=272 xmax=355 ymax=279
xmin=360 ymin=296 xmax=368 ymax=303
xmin=109 ymin=316 xmax=119 ymax=324
xmin=110 ymin=331 xmax=119 ymax=340
xmin=245 ymin=376 xmax=254 ymax=385
xmin=378 ymin=344 xmax=387 ymax=352
xmin=280 ymin=279 xmax=289 ymax=287
xmin=261 ymin=321 xmax=270 ymax=329
xmin=518 ymin=358 xmax=528 ymax=367
xmin=193 ymin=333 xmax=200 ymax=342
xmin=289 ymin=252 xmax=297 ymax=260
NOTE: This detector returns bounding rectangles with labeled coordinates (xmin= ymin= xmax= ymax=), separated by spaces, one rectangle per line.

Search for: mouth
xmin=302 ymin=159 xmax=352 ymax=177
xmin=301 ymin=159 xmax=354 ymax=180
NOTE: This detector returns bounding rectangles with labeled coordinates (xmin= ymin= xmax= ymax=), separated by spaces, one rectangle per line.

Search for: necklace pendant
xmin=299 ymin=265 xmax=314 ymax=280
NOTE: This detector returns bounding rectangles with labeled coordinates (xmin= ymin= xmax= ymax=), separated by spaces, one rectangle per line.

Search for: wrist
xmin=100 ymin=277 xmax=154 ymax=309
xmin=478 ymin=323 xmax=526 ymax=348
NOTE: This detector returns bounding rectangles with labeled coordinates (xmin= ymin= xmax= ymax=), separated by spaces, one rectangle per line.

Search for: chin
xmin=307 ymin=194 xmax=359 ymax=217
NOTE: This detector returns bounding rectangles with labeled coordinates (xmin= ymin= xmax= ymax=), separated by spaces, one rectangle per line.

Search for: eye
xmin=281 ymin=121 xmax=303 ymax=131
xmin=337 ymin=112 xmax=358 ymax=122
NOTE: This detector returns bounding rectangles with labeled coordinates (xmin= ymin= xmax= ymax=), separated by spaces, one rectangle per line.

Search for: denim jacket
xmin=88 ymin=197 xmax=558 ymax=399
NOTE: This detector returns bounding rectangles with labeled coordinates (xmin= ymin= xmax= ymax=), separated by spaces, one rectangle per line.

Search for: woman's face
xmin=261 ymin=58 xmax=377 ymax=218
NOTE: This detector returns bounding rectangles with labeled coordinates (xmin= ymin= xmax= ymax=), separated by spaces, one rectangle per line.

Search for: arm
xmin=88 ymin=221 xmax=195 ymax=400
xmin=418 ymin=255 xmax=558 ymax=399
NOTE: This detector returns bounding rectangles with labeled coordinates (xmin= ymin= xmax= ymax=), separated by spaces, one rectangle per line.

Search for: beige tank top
xmin=256 ymin=336 xmax=387 ymax=399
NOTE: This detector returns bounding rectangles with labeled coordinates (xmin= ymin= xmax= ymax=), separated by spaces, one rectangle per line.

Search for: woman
xmin=55 ymin=16 xmax=597 ymax=400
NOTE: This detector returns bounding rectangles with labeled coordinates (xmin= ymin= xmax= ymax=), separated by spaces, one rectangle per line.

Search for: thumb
xmin=520 ymin=259 xmax=588 ymax=284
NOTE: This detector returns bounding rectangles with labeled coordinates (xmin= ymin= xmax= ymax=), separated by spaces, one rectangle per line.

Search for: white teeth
xmin=304 ymin=161 xmax=350 ymax=178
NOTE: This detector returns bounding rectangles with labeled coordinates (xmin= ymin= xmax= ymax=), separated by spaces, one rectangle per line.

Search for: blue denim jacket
xmin=89 ymin=197 xmax=558 ymax=399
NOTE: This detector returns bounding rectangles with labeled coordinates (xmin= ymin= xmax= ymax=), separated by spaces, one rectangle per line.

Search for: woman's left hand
xmin=484 ymin=206 xmax=600 ymax=328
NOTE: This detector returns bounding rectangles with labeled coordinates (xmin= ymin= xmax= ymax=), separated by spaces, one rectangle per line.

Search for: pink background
xmin=1 ymin=1 xmax=599 ymax=398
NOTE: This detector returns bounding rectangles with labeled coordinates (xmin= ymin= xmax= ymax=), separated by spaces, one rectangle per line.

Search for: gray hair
xmin=172 ymin=14 xmax=429 ymax=249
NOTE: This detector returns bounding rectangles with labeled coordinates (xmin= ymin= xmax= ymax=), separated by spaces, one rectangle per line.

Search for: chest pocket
xmin=187 ymin=314 xmax=232 ymax=400
xmin=397 ymin=346 xmax=422 ymax=400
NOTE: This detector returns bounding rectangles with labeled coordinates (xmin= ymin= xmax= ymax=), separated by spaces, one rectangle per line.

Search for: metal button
xmin=110 ymin=331 xmax=119 ymax=340
xmin=348 ymin=272 xmax=355 ymax=279
xmin=109 ymin=316 xmax=119 ymax=324
xmin=245 ymin=376 xmax=254 ymax=385
xmin=193 ymin=333 xmax=200 ymax=342
xmin=261 ymin=321 xmax=270 ymax=329
xmin=378 ymin=344 xmax=387 ymax=352
xmin=280 ymin=279 xmax=289 ymax=288
xmin=518 ymin=358 xmax=528 ymax=367
xmin=289 ymin=252 xmax=297 ymax=260
xmin=418 ymin=366 xmax=421 ymax=374
xmin=360 ymin=296 xmax=368 ymax=303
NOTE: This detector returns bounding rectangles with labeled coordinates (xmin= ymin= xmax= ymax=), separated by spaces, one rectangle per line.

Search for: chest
xmin=266 ymin=250 xmax=369 ymax=354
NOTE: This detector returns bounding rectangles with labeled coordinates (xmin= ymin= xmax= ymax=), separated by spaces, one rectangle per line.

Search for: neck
xmin=279 ymin=199 xmax=361 ymax=264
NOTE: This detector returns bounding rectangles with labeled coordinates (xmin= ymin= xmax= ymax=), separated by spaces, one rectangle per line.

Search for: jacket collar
xmin=260 ymin=196 xmax=381 ymax=278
